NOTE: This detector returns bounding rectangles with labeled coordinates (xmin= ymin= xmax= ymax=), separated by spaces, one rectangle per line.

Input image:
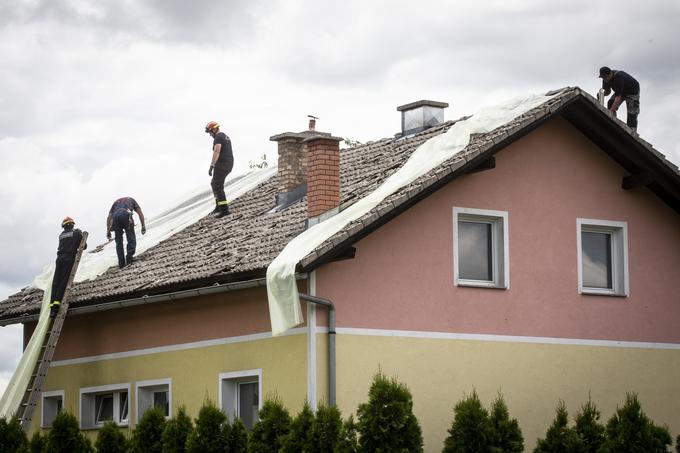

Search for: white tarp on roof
xmin=0 ymin=166 xmax=276 ymax=418
xmin=266 ymin=92 xmax=554 ymax=336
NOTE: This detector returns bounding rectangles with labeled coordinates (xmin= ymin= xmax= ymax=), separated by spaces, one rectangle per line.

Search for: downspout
xmin=299 ymin=293 xmax=336 ymax=406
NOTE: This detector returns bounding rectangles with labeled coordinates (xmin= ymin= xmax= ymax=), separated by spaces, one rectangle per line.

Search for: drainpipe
xmin=299 ymin=293 xmax=336 ymax=406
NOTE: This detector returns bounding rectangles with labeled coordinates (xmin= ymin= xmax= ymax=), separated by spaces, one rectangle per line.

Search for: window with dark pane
xmin=154 ymin=390 xmax=169 ymax=417
xmin=458 ymin=220 xmax=493 ymax=281
xmin=239 ymin=381 xmax=259 ymax=430
xmin=120 ymin=391 xmax=129 ymax=421
xmin=95 ymin=394 xmax=114 ymax=424
xmin=582 ymin=231 xmax=612 ymax=288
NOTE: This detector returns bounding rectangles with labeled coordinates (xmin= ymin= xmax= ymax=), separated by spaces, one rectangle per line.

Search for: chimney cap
xmin=302 ymin=134 xmax=343 ymax=143
xmin=397 ymin=100 xmax=449 ymax=112
xmin=269 ymin=130 xmax=321 ymax=142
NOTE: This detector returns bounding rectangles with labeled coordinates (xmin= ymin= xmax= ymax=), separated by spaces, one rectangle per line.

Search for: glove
xmin=209 ymin=165 xmax=214 ymax=176
xmin=106 ymin=231 xmax=111 ymax=240
xmin=141 ymin=225 xmax=146 ymax=235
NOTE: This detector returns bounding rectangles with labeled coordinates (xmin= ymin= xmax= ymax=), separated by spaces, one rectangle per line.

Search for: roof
xmin=2 ymin=87 xmax=678 ymax=323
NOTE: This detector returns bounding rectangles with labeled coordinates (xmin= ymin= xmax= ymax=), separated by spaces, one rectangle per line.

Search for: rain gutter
xmin=299 ymin=293 xmax=336 ymax=406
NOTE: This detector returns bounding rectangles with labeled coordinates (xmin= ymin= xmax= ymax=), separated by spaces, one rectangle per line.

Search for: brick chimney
xmin=270 ymin=132 xmax=307 ymax=194
xmin=304 ymin=134 xmax=343 ymax=219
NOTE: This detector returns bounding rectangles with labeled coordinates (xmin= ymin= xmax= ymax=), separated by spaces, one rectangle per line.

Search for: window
xmin=80 ymin=384 xmax=130 ymax=428
xmin=219 ymin=369 xmax=262 ymax=430
xmin=41 ymin=390 xmax=64 ymax=428
xmin=453 ymin=207 xmax=509 ymax=288
xmin=136 ymin=379 xmax=171 ymax=421
xmin=577 ymin=219 xmax=628 ymax=296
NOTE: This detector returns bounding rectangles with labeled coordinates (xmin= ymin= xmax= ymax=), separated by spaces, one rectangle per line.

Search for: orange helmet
xmin=61 ymin=216 xmax=75 ymax=227
xmin=205 ymin=121 xmax=220 ymax=134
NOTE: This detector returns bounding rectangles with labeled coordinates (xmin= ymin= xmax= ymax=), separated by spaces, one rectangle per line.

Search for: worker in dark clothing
xmin=205 ymin=121 xmax=234 ymax=218
xmin=50 ymin=217 xmax=87 ymax=318
xmin=599 ymin=66 xmax=640 ymax=132
xmin=106 ymin=197 xmax=146 ymax=268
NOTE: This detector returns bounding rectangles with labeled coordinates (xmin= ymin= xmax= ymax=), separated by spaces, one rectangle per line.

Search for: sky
xmin=1 ymin=0 xmax=679 ymax=394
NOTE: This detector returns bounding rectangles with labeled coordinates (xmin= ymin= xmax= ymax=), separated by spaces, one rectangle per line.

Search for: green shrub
xmin=227 ymin=417 xmax=248 ymax=453
xmin=133 ymin=407 xmax=167 ymax=453
xmin=356 ymin=372 xmax=423 ymax=453
xmin=442 ymin=390 xmax=492 ymax=453
xmin=310 ymin=403 xmax=343 ymax=452
xmin=280 ymin=401 xmax=314 ymax=453
xmin=0 ymin=416 xmax=27 ymax=452
xmin=533 ymin=400 xmax=581 ymax=453
xmin=572 ymin=397 xmax=604 ymax=453
xmin=27 ymin=431 xmax=46 ymax=453
xmin=598 ymin=393 xmax=671 ymax=453
xmin=161 ymin=406 xmax=193 ymax=453
xmin=335 ymin=415 xmax=359 ymax=453
xmin=248 ymin=396 xmax=291 ymax=453
xmin=489 ymin=394 xmax=523 ymax=453
xmin=186 ymin=401 xmax=227 ymax=453
xmin=95 ymin=420 xmax=129 ymax=453
xmin=676 ymin=433 xmax=680 ymax=453
xmin=45 ymin=411 xmax=93 ymax=453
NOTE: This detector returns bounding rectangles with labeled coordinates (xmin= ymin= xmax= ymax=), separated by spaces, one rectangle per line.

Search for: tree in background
xmin=280 ymin=401 xmax=314 ymax=453
xmin=161 ymin=406 xmax=193 ymax=453
xmin=44 ymin=411 xmax=93 ymax=453
xmin=95 ymin=420 xmax=129 ymax=453
xmin=442 ymin=390 xmax=493 ymax=453
xmin=356 ymin=372 xmax=423 ymax=453
xmin=335 ymin=415 xmax=360 ymax=453
xmin=27 ymin=431 xmax=46 ymax=453
xmin=248 ymin=153 xmax=269 ymax=169
xmin=186 ymin=401 xmax=228 ymax=453
xmin=248 ymin=396 xmax=292 ymax=453
xmin=533 ymin=400 xmax=581 ymax=453
xmin=488 ymin=393 xmax=523 ymax=453
xmin=0 ymin=417 xmax=27 ymax=452
xmin=572 ymin=397 xmax=604 ymax=453
xmin=310 ymin=402 xmax=343 ymax=451
xmin=227 ymin=417 xmax=248 ymax=453
xmin=132 ymin=407 xmax=167 ymax=453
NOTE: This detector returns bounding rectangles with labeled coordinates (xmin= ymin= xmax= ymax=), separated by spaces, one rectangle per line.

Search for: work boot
xmin=126 ymin=256 xmax=136 ymax=266
xmin=215 ymin=205 xmax=229 ymax=218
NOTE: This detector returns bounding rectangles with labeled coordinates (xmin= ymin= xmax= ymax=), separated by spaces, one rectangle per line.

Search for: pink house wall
xmin=317 ymin=117 xmax=680 ymax=343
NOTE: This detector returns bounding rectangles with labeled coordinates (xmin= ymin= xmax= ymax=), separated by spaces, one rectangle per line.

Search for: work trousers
xmin=211 ymin=160 xmax=233 ymax=210
xmin=608 ymin=93 xmax=640 ymax=131
xmin=50 ymin=254 xmax=75 ymax=305
xmin=112 ymin=209 xmax=136 ymax=267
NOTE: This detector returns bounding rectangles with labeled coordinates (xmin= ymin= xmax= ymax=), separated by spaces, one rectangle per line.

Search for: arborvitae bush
xmin=676 ymin=433 xmax=680 ymax=453
xmin=227 ymin=417 xmax=248 ymax=453
xmin=280 ymin=401 xmax=314 ymax=453
xmin=161 ymin=406 xmax=193 ymax=453
xmin=248 ymin=396 xmax=291 ymax=453
xmin=356 ymin=372 xmax=423 ymax=453
xmin=0 ymin=416 xmax=27 ymax=452
xmin=335 ymin=415 xmax=359 ymax=453
xmin=45 ymin=411 xmax=93 ymax=453
xmin=533 ymin=400 xmax=581 ymax=453
xmin=489 ymin=394 xmax=523 ymax=453
xmin=442 ymin=390 xmax=493 ymax=453
xmin=27 ymin=431 xmax=46 ymax=453
xmin=133 ymin=407 xmax=167 ymax=453
xmin=598 ymin=393 xmax=671 ymax=453
xmin=186 ymin=401 xmax=227 ymax=453
xmin=95 ymin=420 xmax=129 ymax=453
xmin=310 ymin=402 xmax=343 ymax=452
xmin=572 ymin=397 xmax=604 ymax=453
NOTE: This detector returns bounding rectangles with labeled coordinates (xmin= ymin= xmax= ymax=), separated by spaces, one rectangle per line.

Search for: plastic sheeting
xmin=0 ymin=167 xmax=276 ymax=418
xmin=266 ymin=92 xmax=554 ymax=335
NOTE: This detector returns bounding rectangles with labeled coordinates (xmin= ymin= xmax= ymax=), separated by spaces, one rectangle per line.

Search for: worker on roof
xmin=106 ymin=197 xmax=146 ymax=268
xmin=598 ymin=66 xmax=640 ymax=132
xmin=205 ymin=121 xmax=234 ymax=218
xmin=49 ymin=217 xmax=87 ymax=318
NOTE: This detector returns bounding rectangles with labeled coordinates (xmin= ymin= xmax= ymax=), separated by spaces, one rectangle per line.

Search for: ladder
xmin=17 ymin=231 xmax=89 ymax=432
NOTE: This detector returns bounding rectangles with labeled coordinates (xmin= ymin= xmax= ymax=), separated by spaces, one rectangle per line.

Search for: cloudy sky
xmin=1 ymin=0 xmax=678 ymax=394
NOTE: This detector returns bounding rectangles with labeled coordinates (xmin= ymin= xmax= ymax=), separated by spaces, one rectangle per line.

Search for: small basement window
xmin=577 ymin=219 xmax=628 ymax=296
xmin=41 ymin=390 xmax=64 ymax=428
xmin=80 ymin=384 xmax=130 ymax=429
xmin=453 ymin=207 xmax=509 ymax=289
xmin=219 ymin=369 xmax=262 ymax=430
xmin=136 ymin=379 xmax=171 ymax=420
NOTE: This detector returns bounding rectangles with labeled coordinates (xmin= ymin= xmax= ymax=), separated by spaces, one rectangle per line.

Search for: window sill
xmin=457 ymin=280 xmax=507 ymax=290
xmin=81 ymin=422 xmax=129 ymax=431
xmin=580 ymin=289 xmax=627 ymax=297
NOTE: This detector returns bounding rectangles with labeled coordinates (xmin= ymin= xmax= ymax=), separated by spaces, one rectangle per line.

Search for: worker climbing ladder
xmin=15 ymin=232 xmax=89 ymax=432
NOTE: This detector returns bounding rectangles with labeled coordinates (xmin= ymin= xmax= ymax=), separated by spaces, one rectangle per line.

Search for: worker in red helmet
xmin=205 ymin=121 xmax=234 ymax=218
xmin=49 ymin=217 xmax=87 ymax=318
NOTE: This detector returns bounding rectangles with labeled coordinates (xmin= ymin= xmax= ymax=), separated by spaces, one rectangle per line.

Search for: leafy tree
xmin=0 ymin=416 xmax=27 ymax=452
xmin=442 ymin=390 xmax=493 ymax=453
xmin=161 ymin=406 xmax=193 ymax=453
xmin=248 ymin=396 xmax=291 ymax=453
xmin=572 ymin=397 xmax=604 ymax=453
xmin=186 ymin=401 xmax=227 ymax=453
xmin=533 ymin=400 xmax=581 ymax=453
xmin=248 ymin=153 xmax=269 ymax=169
xmin=227 ymin=417 xmax=248 ymax=453
xmin=27 ymin=431 xmax=46 ymax=453
xmin=44 ymin=411 xmax=93 ymax=453
xmin=95 ymin=420 xmax=129 ymax=453
xmin=488 ymin=394 xmax=523 ymax=453
xmin=334 ymin=415 xmax=359 ymax=453
xmin=598 ymin=393 xmax=671 ymax=453
xmin=676 ymin=433 xmax=680 ymax=453
xmin=356 ymin=372 xmax=423 ymax=453
xmin=310 ymin=402 xmax=343 ymax=452
xmin=281 ymin=401 xmax=314 ymax=453
xmin=133 ymin=407 xmax=167 ymax=453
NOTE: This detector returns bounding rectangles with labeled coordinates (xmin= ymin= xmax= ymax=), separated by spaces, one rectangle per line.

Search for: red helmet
xmin=205 ymin=121 xmax=220 ymax=134
xmin=62 ymin=216 xmax=75 ymax=227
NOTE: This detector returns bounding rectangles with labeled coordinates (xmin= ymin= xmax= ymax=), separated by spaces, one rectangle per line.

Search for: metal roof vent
xmin=396 ymin=100 xmax=449 ymax=136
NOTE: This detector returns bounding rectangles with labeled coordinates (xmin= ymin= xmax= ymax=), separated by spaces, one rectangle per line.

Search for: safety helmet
xmin=61 ymin=216 xmax=75 ymax=227
xmin=205 ymin=121 xmax=220 ymax=134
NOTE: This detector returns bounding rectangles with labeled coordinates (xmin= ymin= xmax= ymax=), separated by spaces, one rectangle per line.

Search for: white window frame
xmin=136 ymin=378 xmax=172 ymax=421
xmin=577 ymin=218 xmax=628 ymax=296
xmin=80 ymin=383 xmax=130 ymax=429
xmin=41 ymin=390 xmax=64 ymax=428
xmin=453 ymin=207 xmax=509 ymax=289
xmin=218 ymin=369 xmax=262 ymax=425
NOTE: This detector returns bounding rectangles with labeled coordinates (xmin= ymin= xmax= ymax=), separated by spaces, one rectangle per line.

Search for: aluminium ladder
xmin=16 ymin=232 xmax=89 ymax=432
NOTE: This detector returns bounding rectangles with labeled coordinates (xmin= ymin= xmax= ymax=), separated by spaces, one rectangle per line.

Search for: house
xmin=1 ymin=87 xmax=679 ymax=451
